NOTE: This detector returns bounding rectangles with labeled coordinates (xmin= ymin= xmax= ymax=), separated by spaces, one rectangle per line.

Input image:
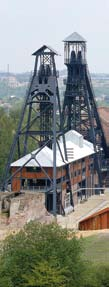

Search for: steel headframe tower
xmin=2 ymin=45 xmax=61 ymax=213
xmin=62 ymin=32 xmax=105 ymax=189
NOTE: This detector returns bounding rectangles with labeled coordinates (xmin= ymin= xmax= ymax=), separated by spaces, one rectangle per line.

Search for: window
xmin=78 ymin=170 xmax=81 ymax=176
xmin=27 ymin=167 xmax=42 ymax=173
xmin=82 ymin=167 xmax=86 ymax=176
xmin=62 ymin=175 xmax=67 ymax=181
xmin=64 ymin=193 xmax=70 ymax=209
xmin=90 ymin=163 xmax=94 ymax=171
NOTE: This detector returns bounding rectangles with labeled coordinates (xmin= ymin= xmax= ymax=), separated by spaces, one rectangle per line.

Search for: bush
xmin=0 ymin=222 xmax=84 ymax=287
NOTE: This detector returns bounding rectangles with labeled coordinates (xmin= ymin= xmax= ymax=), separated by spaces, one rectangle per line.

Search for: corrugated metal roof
xmin=63 ymin=32 xmax=86 ymax=43
xmin=11 ymin=130 xmax=94 ymax=168
xmin=32 ymin=45 xmax=59 ymax=56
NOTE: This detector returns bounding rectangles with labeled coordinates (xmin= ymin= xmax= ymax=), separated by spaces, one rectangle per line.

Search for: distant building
xmin=0 ymin=75 xmax=28 ymax=88
xmin=8 ymin=76 xmax=28 ymax=88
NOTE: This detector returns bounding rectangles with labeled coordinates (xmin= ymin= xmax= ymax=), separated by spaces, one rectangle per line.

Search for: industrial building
xmin=11 ymin=130 xmax=96 ymax=214
xmin=1 ymin=32 xmax=109 ymax=219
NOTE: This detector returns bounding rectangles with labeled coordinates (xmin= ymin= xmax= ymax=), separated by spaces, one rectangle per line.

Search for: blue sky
xmin=0 ymin=0 xmax=109 ymax=73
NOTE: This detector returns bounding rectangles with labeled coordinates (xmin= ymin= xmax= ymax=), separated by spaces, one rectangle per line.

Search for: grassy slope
xmin=82 ymin=233 xmax=109 ymax=264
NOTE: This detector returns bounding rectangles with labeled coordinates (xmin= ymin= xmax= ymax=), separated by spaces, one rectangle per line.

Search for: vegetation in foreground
xmin=0 ymin=222 xmax=109 ymax=286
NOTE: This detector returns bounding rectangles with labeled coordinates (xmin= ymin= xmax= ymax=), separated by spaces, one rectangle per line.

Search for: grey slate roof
xmin=32 ymin=45 xmax=59 ymax=56
xmin=63 ymin=32 xmax=86 ymax=42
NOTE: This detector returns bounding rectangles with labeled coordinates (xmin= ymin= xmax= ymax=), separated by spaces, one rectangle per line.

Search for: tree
xmin=0 ymin=108 xmax=16 ymax=184
xmin=0 ymin=222 xmax=85 ymax=287
xmin=23 ymin=260 xmax=68 ymax=287
xmin=0 ymin=106 xmax=37 ymax=186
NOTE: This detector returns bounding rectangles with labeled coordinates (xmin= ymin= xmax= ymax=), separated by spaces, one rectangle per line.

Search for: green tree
xmin=23 ymin=260 xmax=68 ymax=287
xmin=0 ymin=222 xmax=85 ymax=287
xmin=0 ymin=108 xmax=16 ymax=183
xmin=0 ymin=276 xmax=13 ymax=287
xmin=0 ymin=106 xmax=38 ymax=186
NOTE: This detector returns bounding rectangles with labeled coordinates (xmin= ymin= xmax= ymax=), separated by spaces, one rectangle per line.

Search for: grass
xmin=82 ymin=233 xmax=109 ymax=264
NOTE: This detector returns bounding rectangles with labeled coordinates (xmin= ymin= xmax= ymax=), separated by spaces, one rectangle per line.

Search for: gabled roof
xmin=57 ymin=130 xmax=94 ymax=163
xmin=11 ymin=130 xmax=94 ymax=168
xmin=32 ymin=45 xmax=59 ymax=56
xmin=63 ymin=32 xmax=86 ymax=43
xmin=11 ymin=146 xmax=65 ymax=168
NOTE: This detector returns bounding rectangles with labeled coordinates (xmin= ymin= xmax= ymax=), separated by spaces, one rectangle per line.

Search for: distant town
xmin=0 ymin=71 xmax=109 ymax=111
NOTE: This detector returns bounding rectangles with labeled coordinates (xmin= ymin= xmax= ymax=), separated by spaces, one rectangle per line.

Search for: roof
xmin=11 ymin=146 xmax=65 ymax=168
xmin=56 ymin=130 xmax=94 ymax=163
xmin=63 ymin=32 xmax=86 ymax=43
xmin=32 ymin=45 xmax=59 ymax=56
xmin=79 ymin=207 xmax=109 ymax=224
xmin=11 ymin=130 xmax=94 ymax=168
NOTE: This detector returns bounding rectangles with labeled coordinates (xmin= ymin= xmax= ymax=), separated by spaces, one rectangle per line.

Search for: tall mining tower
xmin=2 ymin=46 xmax=61 ymax=203
xmin=2 ymin=44 xmax=74 ymax=212
xmin=62 ymin=32 xmax=107 ymax=188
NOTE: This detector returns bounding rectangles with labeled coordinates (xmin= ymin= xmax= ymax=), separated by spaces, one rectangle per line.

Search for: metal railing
xmin=22 ymin=185 xmax=51 ymax=192
xmin=22 ymin=183 xmax=62 ymax=193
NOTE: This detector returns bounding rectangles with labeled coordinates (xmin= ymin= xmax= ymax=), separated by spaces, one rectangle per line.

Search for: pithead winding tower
xmin=2 ymin=46 xmax=61 ymax=200
xmin=2 ymin=44 xmax=74 ymax=213
xmin=62 ymin=32 xmax=107 ymax=189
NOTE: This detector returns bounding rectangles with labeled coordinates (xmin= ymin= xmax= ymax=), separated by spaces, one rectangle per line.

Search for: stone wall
xmin=8 ymin=192 xmax=54 ymax=228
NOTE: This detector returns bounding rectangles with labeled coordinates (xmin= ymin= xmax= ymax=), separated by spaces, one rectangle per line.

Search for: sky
xmin=0 ymin=0 xmax=109 ymax=73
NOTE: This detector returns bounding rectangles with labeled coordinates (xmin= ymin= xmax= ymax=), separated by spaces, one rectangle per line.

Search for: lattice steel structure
xmin=2 ymin=45 xmax=74 ymax=213
xmin=2 ymin=46 xmax=60 ymax=188
xmin=62 ymin=32 xmax=107 ymax=189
